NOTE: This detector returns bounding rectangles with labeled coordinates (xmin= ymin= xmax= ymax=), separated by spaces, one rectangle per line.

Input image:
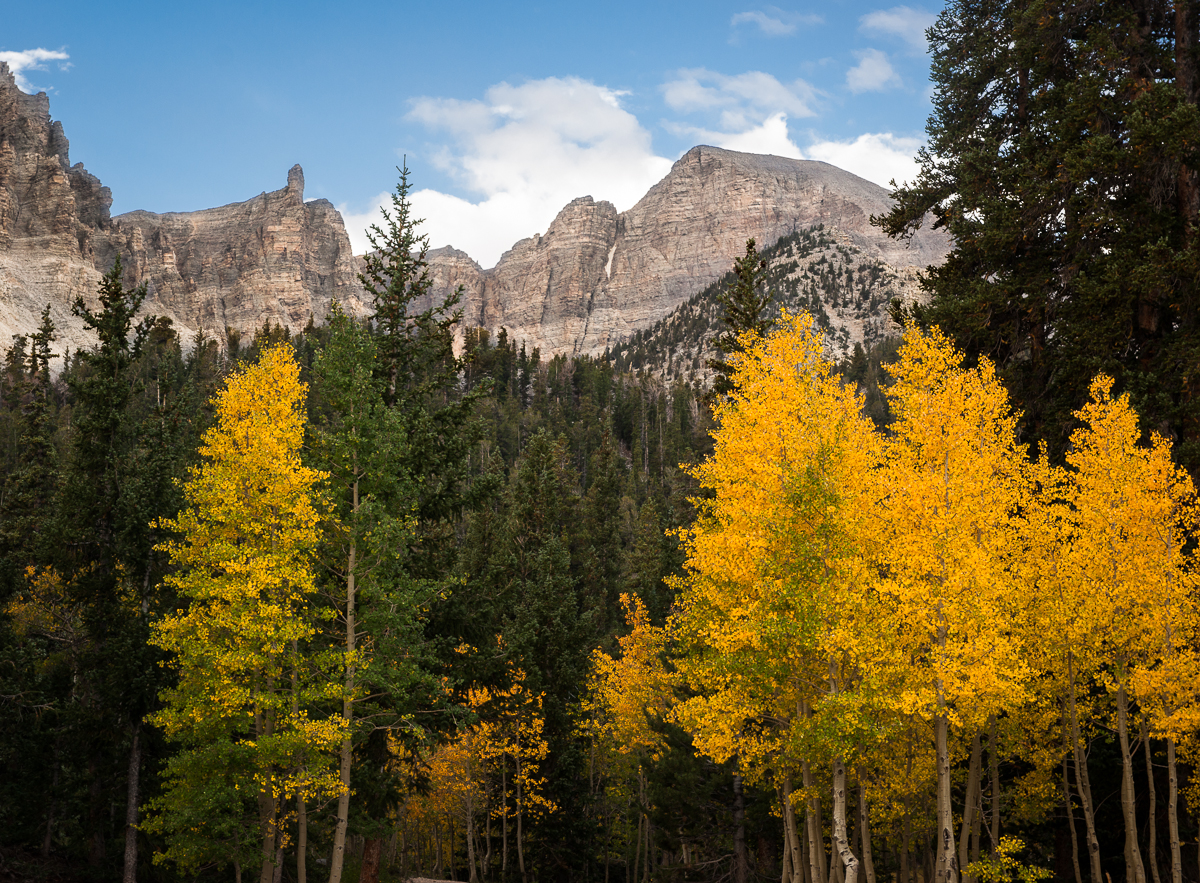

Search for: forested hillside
xmin=11 ymin=0 xmax=1200 ymax=878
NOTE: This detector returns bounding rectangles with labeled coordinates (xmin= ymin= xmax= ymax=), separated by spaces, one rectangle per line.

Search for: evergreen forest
xmin=10 ymin=2 xmax=1200 ymax=883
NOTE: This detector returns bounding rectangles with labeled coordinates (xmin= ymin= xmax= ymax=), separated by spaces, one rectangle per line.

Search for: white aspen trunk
xmin=1067 ymin=652 xmax=1103 ymax=883
xmin=1064 ymin=757 xmax=1083 ymax=883
xmin=988 ymin=716 xmax=1000 ymax=849
xmin=468 ymin=787 xmax=479 ymax=883
xmin=517 ymin=754 xmax=527 ymax=883
xmin=1168 ymin=737 xmax=1182 ymax=883
xmin=297 ymin=796 xmax=307 ymax=883
xmin=1117 ymin=680 xmax=1147 ymax=883
xmin=122 ymin=723 xmax=141 ymax=883
xmin=802 ymin=760 xmax=827 ymax=883
xmin=784 ymin=777 xmax=805 ymax=883
xmin=935 ymin=708 xmax=957 ymax=883
xmin=958 ymin=733 xmax=981 ymax=883
xmin=858 ymin=772 xmax=876 ymax=883
xmin=831 ymin=759 xmax=859 ymax=883
xmin=257 ymin=701 xmax=278 ymax=883
xmin=329 ymin=485 xmax=359 ymax=883
xmin=1143 ymin=720 xmax=1162 ymax=883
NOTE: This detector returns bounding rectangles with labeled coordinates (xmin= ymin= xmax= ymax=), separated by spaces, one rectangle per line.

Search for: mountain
xmin=426 ymin=145 xmax=947 ymax=356
xmin=0 ymin=62 xmax=365 ymax=355
xmin=0 ymin=62 xmax=946 ymax=361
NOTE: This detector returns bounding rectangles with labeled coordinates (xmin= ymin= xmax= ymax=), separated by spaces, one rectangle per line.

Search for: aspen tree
xmin=669 ymin=312 xmax=880 ymax=882
xmin=870 ymin=329 xmax=1031 ymax=883
xmin=147 ymin=346 xmax=344 ymax=883
xmin=1066 ymin=376 xmax=1200 ymax=883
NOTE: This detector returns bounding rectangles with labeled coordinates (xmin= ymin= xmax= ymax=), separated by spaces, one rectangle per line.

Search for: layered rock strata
xmin=0 ymin=60 xmax=946 ymax=362
xmin=428 ymin=146 xmax=949 ymax=356
xmin=0 ymin=62 xmax=364 ymax=356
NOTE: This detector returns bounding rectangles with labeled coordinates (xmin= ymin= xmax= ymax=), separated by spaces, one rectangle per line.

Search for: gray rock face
xmin=97 ymin=164 xmax=368 ymax=339
xmin=0 ymin=63 xmax=946 ymax=362
xmin=0 ymin=62 xmax=365 ymax=356
xmin=429 ymin=146 xmax=949 ymax=355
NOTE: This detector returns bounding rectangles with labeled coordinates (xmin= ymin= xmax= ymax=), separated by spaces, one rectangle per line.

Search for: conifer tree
xmin=877 ymin=0 xmax=1200 ymax=470
xmin=707 ymin=238 xmax=772 ymax=398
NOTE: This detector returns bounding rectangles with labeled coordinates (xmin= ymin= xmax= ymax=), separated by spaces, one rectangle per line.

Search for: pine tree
xmin=707 ymin=238 xmax=773 ymax=398
xmin=877 ymin=0 xmax=1200 ymax=470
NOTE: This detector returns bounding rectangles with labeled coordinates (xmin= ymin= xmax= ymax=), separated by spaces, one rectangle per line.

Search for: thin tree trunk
xmin=1064 ymin=758 xmax=1083 ymax=883
xmin=329 ymin=511 xmax=359 ymax=883
xmin=297 ymin=795 xmax=307 ymax=883
xmin=784 ymin=822 xmax=794 ymax=883
xmin=1168 ymin=737 xmax=1182 ymax=883
xmin=468 ymin=785 xmax=479 ymax=883
xmin=1117 ymin=680 xmax=1147 ymax=883
xmin=958 ymin=733 xmax=981 ymax=883
xmin=901 ymin=796 xmax=911 ymax=883
xmin=785 ymin=777 xmax=805 ymax=883
xmin=803 ymin=759 xmax=827 ymax=883
xmin=831 ymin=759 xmax=860 ymax=883
xmin=518 ymin=755 xmax=527 ymax=883
xmin=935 ymin=706 xmax=957 ymax=883
xmin=734 ymin=772 xmax=749 ymax=883
xmin=122 ymin=723 xmax=141 ymax=883
xmin=273 ymin=845 xmax=284 ymax=883
xmin=1067 ymin=652 xmax=1103 ymax=883
xmin=988 ymin=716 xmax=1000 ymax=849
xmin=1143 ymin=720 xmax=1162 ymax=883
xmin=858 ymin=772 xmax=876 ymax=883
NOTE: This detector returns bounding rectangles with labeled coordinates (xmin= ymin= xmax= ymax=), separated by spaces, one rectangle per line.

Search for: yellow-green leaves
xmin=145 ymin=346 xmax=345 ymax=873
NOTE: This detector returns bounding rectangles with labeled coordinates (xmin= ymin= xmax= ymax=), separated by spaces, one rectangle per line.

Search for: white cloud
xmin=342 ymin=77 xmax=672 ymax=268
xmin=804 ymin=132 xmax=922 ymax=188
xmin=662 ymin=68 xmax=818 ymax=130
xmin=846 ymin=49 xmax=902 ymax=93
xmin=0 ymin=48 xmax=71 ymax=92
xmin=674 ymin=113 xmax=804 ymax=159
xmin=860 ymin=6 xmax=937 ymax=53
xmin=730 ymin=8 xmax=822 ymax=37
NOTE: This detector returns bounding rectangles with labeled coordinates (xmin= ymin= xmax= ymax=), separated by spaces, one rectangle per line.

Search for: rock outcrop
xmin=0 ymin=62 xmax=947 ymax=362
xmin=0 ymin=62 xmax=364 ymax=356
xmin=100 ymin=164 xmax=367 ymax=339
xmin=429 ymin=146 xmax=949 ymax=356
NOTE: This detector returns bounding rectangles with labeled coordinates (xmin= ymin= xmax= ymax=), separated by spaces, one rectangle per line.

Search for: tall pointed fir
xmin=877 ymin=0 xmax=1200 ymax=470
xmin=707 ymin=238 xmax=773 ymax=398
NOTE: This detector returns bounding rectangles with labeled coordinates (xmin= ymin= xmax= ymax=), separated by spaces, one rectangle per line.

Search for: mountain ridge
xmin=0 ymin=63 xmax=946 ymax=361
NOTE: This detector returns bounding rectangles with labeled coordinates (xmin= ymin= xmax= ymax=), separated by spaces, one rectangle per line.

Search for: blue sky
xmin=3 ymin=0 xmax=945 ymax=268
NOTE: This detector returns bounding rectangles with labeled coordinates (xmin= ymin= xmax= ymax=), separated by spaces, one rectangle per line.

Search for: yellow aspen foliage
xmin=668 ymin=310 xmax=880 ymax=777
xmin=1061 ymin=377 xmax=1200 ymax=738
xmin=870 ymin=328 xmax=1031 ymax=728
xmin=586 ymin=593 xmax=673 ymax=761
xmin=145 ymin=345 xmax=345 ymax=879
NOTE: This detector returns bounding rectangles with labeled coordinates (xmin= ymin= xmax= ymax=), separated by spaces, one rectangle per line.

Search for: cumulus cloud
xmin=662 ymin=68 xmax=817 ymax=130
xmin=846 ymin=49 xmax=902 ymax=93
xmin=0 ymin=48 xmax=71 ymax=92
xmin=730 ymin=8 xmax=822 ymax=37
xmin=860 ymin=6 xmax=937 ymax=53
xmin=672 ymin=113 xmax=804 ymax=159
xmin=341 ymin=77 xmax=672 ymax=268
xmin=804 ymin=132 xmax=922 ymax=188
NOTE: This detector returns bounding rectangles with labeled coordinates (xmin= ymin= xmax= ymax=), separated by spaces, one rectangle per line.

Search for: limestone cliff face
xmin=0 ymin=61 xmax=947 ymax=362
xmin=98 ymin=165 xmax=368 ymax=338
xmin=0 ymin=62 xmax=364 ymax=355
xmin=429 ymin=146 xmax=949 ymax=356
